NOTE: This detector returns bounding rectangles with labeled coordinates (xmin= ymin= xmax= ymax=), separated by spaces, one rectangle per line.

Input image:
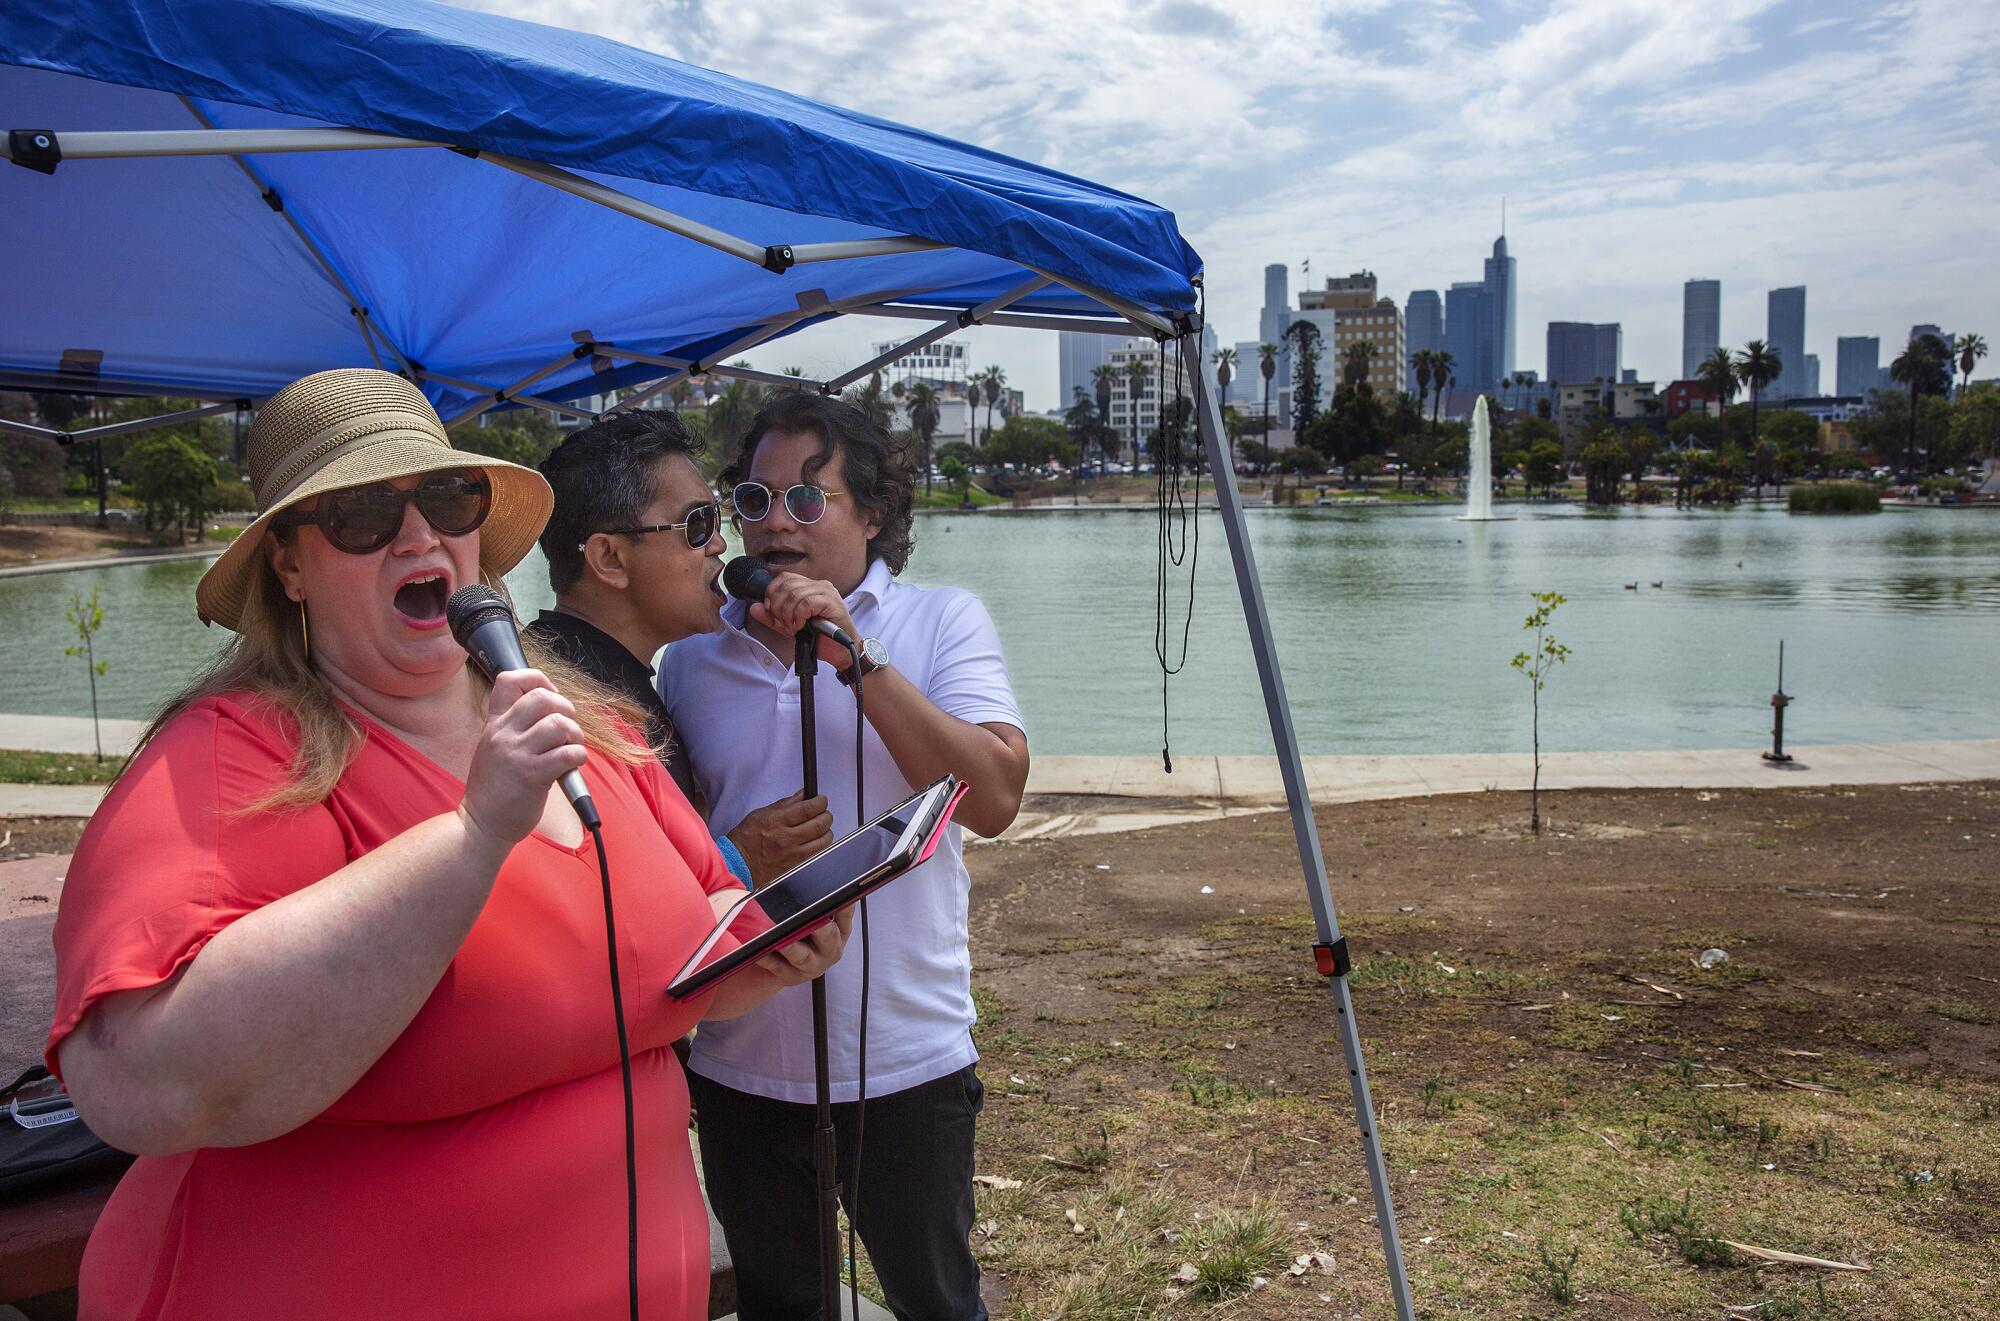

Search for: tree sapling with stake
xmin=64 ymin=585 xmax=111 ymax=763
xmin=1510 ymin=590 xmax=1570 ymax=834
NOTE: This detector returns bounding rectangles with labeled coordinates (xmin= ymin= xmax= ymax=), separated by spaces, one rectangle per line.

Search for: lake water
xmin=5 ymin=504 xmax=1997 ymax=755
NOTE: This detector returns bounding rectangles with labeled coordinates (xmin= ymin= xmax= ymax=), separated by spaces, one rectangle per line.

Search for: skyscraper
xmin=1804 ymin=353 xmax=1820 ymax=397
xmin=1482 ymin=234 xmax=1517 ymax=388
xmin=1546 ymin=322 xmax=1622 ymax=387
xmin=1058 ymin=331 xmax=1114 ymax=414
xmin=1767 ymin=286 xmax=1806 ymax=399
xmin=1444 ymin=282 xmax=1484 ymax=391
xmin=1836 ymin=336 xmax=1880 ymax=398
xmin=1258 ymin=262 xmax=1292 ymax=414
xmin=1405 ymin=290 xmax=1442 ymax=393
xmin=1682 ymin=279 xmax=1721 ymax=380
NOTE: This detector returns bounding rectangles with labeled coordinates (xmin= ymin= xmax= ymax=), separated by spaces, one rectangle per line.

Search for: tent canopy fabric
xmin=0 ymin=0 xmax=1201 ymax=418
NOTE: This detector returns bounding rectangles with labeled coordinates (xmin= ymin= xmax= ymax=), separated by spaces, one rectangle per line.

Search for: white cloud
xmin=460 ymin=0 xmax=1999 ymax=404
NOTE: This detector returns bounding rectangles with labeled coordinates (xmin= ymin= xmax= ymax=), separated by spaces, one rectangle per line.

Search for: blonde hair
xmin=131 ymin=550 xmax=655 ymax=813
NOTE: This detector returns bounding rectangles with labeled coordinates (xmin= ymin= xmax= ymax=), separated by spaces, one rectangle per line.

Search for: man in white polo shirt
xmin=658 ymin=391 xmax=1028 ymax=1320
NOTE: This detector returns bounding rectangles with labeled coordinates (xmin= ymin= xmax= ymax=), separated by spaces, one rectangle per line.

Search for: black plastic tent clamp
xmin=7 ymin=129 xmax=61 ymax=174
xmin=1312 ymin=936 xmax=1351 ymax=979
xmin=763 ymin=244 xmax=795 ymax=274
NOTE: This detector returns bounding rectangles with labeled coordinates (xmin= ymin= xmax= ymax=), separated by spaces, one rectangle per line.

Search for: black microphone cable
xmin=837 ymin=637 xmax=872 ymax=1321
xmin=587 ymin=818 xmax=642 ymax=1321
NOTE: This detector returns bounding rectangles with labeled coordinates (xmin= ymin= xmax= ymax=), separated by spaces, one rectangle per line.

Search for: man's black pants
xmin=690 ymin=1064 xmax=987 ymax=1321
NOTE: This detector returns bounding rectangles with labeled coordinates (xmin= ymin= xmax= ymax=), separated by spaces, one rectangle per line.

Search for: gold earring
xmin=299 ymin=599 xmax=311 ymax=664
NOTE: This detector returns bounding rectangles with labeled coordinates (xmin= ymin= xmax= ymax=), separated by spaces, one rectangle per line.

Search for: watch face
xmin=862 ymin=637 xmax=890 ymax=669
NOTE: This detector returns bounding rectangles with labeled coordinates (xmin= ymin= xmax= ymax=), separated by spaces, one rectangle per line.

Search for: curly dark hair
xmin=723 ymin=391 xmax=916 ymax=574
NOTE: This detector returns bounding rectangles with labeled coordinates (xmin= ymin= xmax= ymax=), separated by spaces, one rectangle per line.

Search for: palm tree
xmin=1342 ymin=340 xmax=1377 ymax=387
xmin=1733 ymin=340 xmax=1782 ymax=451
xmin=1693 ymin=348 xmax=1737 ymax=444
xmin=1411 ymin=350 xmax=1434 ymax=437
xmin=1430 ymin=350 xmax=1454 ymax=441
xmin=1124 ymin=355 xmax=1151 ymax=470
xmin=907 ymin=382 xmax=941 ymax=493
xmin=1956 ymin=332 xmax=1988 ymax=394
xmin=982 ymin=366 xmax=1007 ymax=448
xmin=1258 ymin=342 xmax=1279 ymax=449
xmin=1213 ymin=347 xmax=1236 ymax=409
xmin=1890 ymin=334 xmax=1952 ymax=477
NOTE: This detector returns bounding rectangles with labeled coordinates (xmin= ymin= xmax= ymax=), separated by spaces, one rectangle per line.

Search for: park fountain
xmin=1459 ymin=395 xmax=1497 ymax=521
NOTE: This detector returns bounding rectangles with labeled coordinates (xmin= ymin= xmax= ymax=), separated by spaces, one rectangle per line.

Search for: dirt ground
xmin=0 ymin=523 xmax=184 ymax=566
xmin=0 ymin=815 xmax=84 ymax=861
xmin=7 ymin=782 xmax=1995 ymax=1317
xmin=961 ymin=783 xmax=1999 ymax=1319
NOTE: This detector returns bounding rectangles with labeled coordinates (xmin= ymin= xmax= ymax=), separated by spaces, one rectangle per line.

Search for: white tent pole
xmin=1177 ymin=334 xmax=1415 ymax=1321
xmin=848 ymin=303 xmax=1145 ymax=337
xmin=419 ymin=369 xmax=598 ymax=424
xmin=0 ymin=127 xmax=441 ymax=160
xmin=173 ymin=98 xmax=420 ymax=378
xmin=786 ymin=236 xmax=946 ymax=265
xmin=0 ymin=417 xmax=62 ymax=442
xmin=1023 ymin=264 xmax=1176 ymax=336
xmin=0 ymin=401 xmax=247 ymax=446
xmin=823 ymin=275 xmax=1051 ymax=392
xmin=429 ymin=347 xmax=593 ymax=429
xmin=477 ymin=153 xmax=773 ymax=267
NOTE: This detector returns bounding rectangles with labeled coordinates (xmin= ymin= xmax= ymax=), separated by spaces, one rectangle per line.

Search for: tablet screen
xmin=668 ymin=778 xmax=957 ymax=998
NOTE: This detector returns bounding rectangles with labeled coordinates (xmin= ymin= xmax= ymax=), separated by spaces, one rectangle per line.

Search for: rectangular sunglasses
xmin=274 ymin=469 xmax=492 ymax=554
xmin=585 ymin=501 xmax=719 ymax=551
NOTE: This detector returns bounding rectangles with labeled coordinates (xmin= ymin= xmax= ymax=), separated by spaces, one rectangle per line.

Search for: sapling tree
xmin=64 ymin=585 xmax=111 ymax=763
xmin=1510 ymin=591 xmax=1570 ymax=834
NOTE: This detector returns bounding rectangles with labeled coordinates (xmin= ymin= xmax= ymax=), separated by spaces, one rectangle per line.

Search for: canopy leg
xmin=1177 ymin=336 xmax=1414 ymax=1321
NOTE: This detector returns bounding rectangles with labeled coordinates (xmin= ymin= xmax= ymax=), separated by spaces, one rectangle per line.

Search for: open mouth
xmin=762 ymin=549 xmax=807 ymax=571
xmin=392 ymin=571 xmax=450 ymax=628
xmin=705 ymin=568 xmax=727 ymax=605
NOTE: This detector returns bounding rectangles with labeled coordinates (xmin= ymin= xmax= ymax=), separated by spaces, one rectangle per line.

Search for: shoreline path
xmin=3 ymin=712 xmax=1995 ymax=833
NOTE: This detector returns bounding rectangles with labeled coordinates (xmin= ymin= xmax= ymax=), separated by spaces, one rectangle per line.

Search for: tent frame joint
xmin=7 ymin=129 xmax=60 ymax=174
xmin=763 ymin=244 xmax=796 ymax=274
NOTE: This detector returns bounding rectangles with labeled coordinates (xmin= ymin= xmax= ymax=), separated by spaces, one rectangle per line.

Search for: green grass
xmin=1789 ymin=482 xmax=1881 ymax=513
xmin=1929 ymin=999 xmax=1994 ymax=1026
xmin=914 ymin=483 xmax=1005 ymax=509
xmin=0 ymin=748 xmax=128 ymax=784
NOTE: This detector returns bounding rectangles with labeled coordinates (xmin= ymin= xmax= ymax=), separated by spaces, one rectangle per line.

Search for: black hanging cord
xmin=589 ymin=821 xmax=642 ymax=1321
xmin=1153 ymin=290 xmax=1204 ymax=773
xmin=846 ymin=659 xmax=870 ymax=1321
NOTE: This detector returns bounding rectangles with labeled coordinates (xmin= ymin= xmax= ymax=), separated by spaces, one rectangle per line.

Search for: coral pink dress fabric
xmin=46 ymin=695 xmax=742 ymax=1320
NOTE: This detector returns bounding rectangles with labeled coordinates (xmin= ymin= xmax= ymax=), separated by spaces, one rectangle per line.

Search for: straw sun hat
xmin=195 ymin=368 xmax=553 ymax=630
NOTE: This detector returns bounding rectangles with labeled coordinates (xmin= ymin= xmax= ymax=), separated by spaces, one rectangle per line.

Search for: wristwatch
xmin=837 ymin=636 xmax=889 ymax=686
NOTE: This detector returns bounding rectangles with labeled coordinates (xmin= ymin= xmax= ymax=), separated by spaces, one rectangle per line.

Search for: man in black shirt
xmin=529 ymin=409 xmax=831 ymax=884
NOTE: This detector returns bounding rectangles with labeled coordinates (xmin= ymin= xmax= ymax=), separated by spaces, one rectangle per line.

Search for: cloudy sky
xmin=472 ymin=0 xmax=2000 ymax=409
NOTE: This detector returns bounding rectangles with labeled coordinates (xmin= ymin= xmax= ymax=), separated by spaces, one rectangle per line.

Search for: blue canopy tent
xmin=1 ymin=1 xmax=1411 ymax=1312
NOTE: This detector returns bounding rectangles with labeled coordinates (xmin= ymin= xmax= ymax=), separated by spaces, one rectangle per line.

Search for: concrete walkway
xmin=3 ymin=712 xmax=1994 ymax=821
xmin=0 ymin=546 xmax=223 ymax=579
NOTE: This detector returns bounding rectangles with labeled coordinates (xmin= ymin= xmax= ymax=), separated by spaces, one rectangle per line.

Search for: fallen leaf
xmin=973 ymin=1175 xmax=1022 ymax=1191
xmin=1173 ymin=1262 xmax=1200 ymax=1284
xmin=1064 ymin=1207 xmax=1086 ymax=1235
xmin=1718 ymin=1240 xmax=1871 ymax=1272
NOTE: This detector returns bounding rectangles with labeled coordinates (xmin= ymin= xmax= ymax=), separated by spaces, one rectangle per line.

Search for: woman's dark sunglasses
xmin=274 ymin=470 xmax=492 ymax=554
xmin=586 ymin=502 xmax=720 ymax=552
xmin=729 ymin=481 xmax=845 ymax=525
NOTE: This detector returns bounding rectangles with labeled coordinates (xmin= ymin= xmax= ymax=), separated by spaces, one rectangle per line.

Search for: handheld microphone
xmin=445 ymin=584 xmax=601 ymax=831
xmin=722 ymin=555 xmax=857 ymax=648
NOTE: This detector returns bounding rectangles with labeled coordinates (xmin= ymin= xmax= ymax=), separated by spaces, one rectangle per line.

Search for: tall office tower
xmin=1258 ymin=262 xmax=1292 ymax=404
xmin=1481 ymin=233 xmax=1517 ymax=387
xmin=1546 ymin=321 xmax=1622 ymax=386
xmin=1444 ymin=282 xmax=1485 ymax=391
xmin=1057 ymin=331 xmax=1115 ymax=414
xmin=1682 ymin=279 xmax=1721 ymax=380
xmin=1767 ymin=286 xmax=1806 ymax=398
xmin=1804 ymin=353 xmax=1820 ymax=397
xmin=1405 ymin=289 xmax=1443 ymax=392
xmin=1836 ymin=336 xmax=1880 ymax=398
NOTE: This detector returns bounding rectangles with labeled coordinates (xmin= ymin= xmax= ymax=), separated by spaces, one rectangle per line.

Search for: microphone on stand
xmin=445 ymin=584 xmax=601 ymax=830
xmin=722 ymin=555 xmax=856 ymax=648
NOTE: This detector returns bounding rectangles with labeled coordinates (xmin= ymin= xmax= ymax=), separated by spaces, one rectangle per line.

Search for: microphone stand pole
xmin=796 ymin=628 xmax=842 ymax=1321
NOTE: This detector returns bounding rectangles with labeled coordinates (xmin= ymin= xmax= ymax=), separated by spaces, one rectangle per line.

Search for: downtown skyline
xmin=463 ymin=0 xmax=1998 ymax=413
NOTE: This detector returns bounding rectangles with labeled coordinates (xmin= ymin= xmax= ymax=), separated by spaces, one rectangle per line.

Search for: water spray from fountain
xmin=1458 ymin=395 xmax=1503 ymax=522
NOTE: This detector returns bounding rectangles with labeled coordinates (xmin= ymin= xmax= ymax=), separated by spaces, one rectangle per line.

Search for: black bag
xmin=0 ymin=1065 xmax=134 ymax=1201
